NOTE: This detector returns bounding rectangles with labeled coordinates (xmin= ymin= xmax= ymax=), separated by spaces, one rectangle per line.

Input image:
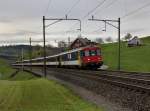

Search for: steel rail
xmin=54 ymin=68 xmax=150 ymax=80
xmin=13 ymin=66 xmax=150 ymax=92
xmin=46 ymin=68 xmax=150 ymax=93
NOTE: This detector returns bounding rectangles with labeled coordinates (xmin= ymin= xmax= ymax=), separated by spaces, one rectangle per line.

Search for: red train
xmin=13 ymin=45 xmax=103 ymax=69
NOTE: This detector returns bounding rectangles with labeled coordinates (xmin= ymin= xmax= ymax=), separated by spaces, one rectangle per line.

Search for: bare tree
xmin=58 ymin=41 xmax=67 ymax=48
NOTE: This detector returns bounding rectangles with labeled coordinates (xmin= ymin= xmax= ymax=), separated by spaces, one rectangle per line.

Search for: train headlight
xmin=98 ymin=58 xmax=101 ymax=60
xmin=87 ymin=58 xmax=91 ymax=61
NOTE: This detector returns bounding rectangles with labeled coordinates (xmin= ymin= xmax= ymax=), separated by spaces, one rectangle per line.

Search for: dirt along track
xmin=16 ymin=66 xmax=150 ymax=111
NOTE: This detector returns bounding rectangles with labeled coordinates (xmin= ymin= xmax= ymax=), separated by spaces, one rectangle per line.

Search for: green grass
xmin=9 ymin=71 xmax=36 ymax=81
xmin=102 ymin=36 xmax=150 ymax=72
xmin=0 ymin=59 xmax=16 ymax=79
xmin=0 ymin=58 xmax=36 ymax=80
xmin=0 ymin=79 xmax=103 ymax=111
xmin=0 ymin=59 xmax=103 ymax=111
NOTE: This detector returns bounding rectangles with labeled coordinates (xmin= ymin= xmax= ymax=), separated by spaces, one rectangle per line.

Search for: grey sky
xmin=0 ymin=0 xmax=150 ymax=45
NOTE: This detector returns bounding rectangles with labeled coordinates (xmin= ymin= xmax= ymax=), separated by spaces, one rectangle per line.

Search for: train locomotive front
xmin=80 ymin=46 xmax=103 ymax=69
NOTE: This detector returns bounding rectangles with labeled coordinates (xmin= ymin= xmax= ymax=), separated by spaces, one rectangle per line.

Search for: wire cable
xmin=44 ymin=0 xmax=52 ymax=16
xmin=121 ymin=1 xmax=150 ymax=19
xmin=67 ymin=0 xmax=107 ymax=33
xmin=66 ymin=0 xmax=81 ymax=15
xmin=94 ymin=0 xmax=118 ymax=15
xmin=82 ymin=0 xmax=107 ymax=19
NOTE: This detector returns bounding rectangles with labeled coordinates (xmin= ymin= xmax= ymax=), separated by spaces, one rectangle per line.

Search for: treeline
xmin=0 ymin=45 xmax=63 ymax=61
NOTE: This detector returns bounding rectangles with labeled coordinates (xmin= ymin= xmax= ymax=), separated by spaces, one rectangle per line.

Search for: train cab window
xmin=85 ymin=50 xmax=89 ymax=56
xmin=81 ymin=50 xmax=89 ymax=57
xmin=90 ymin=50 xmax=96 ymax=56
xmin=97 ymin=49 xmax=101 ymax=55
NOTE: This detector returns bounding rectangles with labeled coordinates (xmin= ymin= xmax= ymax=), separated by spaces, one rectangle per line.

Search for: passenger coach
xmin=13 ymin=45 xmax=103 ymax=69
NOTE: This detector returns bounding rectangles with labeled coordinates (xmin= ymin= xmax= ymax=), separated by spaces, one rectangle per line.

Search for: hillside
xmin=102 ymin=36 xmax=150 ymax=72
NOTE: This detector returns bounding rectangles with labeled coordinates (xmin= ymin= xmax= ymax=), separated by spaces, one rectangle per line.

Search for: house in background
xmin=127 ymin=36 xmax=142 ymax=47
xmin=69 ymin=37 xmax=97 ymax=49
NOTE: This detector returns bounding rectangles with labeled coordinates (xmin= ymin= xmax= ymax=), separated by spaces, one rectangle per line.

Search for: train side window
xmin=47 ymin=57 xmax=54 ymax=62
xmin=71 ymin=52 xmax=78 ymax=60
xmin=57 ymin=56 xmax=60 ymax=61
xmin=67 ymin=53 xmax=71 ymax=60
xmin=64 ymin=54 xmax=68 ymax=61
xmin=61 ymin=55 xmax=64 ymax=61
xmin=80 ymin=51 xmax=85 ymax=57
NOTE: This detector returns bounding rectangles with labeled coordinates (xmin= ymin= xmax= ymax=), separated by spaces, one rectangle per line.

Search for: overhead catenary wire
xmin=87 ymin=0 xmax=150 ymax=33
xmin=121 ymin=1 xmax=150 ymax=19
xmin=44 ymin=0 xmax=52 ymax=16
xmin=43 ymin=0 xmax=81 ymax=37
xmin=85 ymin=0 xmax=118 ymax=33
xmin=33 ymin=0 xmax=53 ymax=35
xmin=43 ymin=0 xmax=107 ymax=36
xmin=82 ymin=0 xmax=107 ymax=19
xmin=94 ymin=0 xmax=118 ymax=15
xmin=67 ymin=0 xmax=107 ymax=33
xmin=66 ymin=0 xmax=81 ymax=15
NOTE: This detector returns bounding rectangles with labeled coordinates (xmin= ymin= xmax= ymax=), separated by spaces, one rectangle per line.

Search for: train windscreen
xmin=81 ymin=49 xmax=101 ymax=57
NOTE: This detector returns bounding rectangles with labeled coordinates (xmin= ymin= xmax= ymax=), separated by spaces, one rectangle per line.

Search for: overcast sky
xmin=0 ymin=0 xmax=150 ymax=45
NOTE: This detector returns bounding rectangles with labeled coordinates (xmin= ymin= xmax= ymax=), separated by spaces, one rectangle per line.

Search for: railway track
xmin=45 ymin=68 xmax=150 ymax=111
xmin=15 ymin=66 xmax=150 ymax=111
xmin=16 ymin=66 xmax=150 ymax=92
xmin=46 ymin=68 xmax=150 ymax=93
xmin=96 ymin=69 xmax=150 ymax=80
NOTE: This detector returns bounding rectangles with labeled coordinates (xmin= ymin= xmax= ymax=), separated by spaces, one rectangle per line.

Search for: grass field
xmin=0 ymin=59 xmax=16 ymax=79
xmin=0 ymin=79 xmax=103 ymax=111
xmin=102 ymin=36 xmax=150 ymax=72
xmin=0 ymin=59 xmax=103 ymax=111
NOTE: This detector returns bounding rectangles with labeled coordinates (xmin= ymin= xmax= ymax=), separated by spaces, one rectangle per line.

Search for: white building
xmin=128 ymin=36 xmax=142 ymax=47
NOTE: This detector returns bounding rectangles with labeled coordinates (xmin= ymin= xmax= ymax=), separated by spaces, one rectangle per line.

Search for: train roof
xmin=31 ymin=57 xmax=44 ymax=61
xmin=18 ymin=45 xmax=100 ymax=62
xmin=58 ymin=45 xmax=99 ymax=55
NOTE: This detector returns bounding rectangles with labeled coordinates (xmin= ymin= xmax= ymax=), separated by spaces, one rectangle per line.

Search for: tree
xmin=105 ymin=37 xmax=113 ymax=42
xmin=95 ymin=38 xmax=104 ymax=44
xmin=124 ymin=33 xmax=132 ymax=41
xmin=58 ymin=41 xmax=67 ymax=48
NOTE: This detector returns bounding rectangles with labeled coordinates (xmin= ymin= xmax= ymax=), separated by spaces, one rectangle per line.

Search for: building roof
xmin=69 ymin=37 xmax=95 ymax=49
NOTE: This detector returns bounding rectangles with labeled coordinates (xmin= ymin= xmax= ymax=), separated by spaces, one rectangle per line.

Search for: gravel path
xmin=47 ymin=74 xmax=132 ymax=111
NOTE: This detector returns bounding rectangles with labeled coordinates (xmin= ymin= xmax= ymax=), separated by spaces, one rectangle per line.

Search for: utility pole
xmin=89 ymin=16 xmax=121 ymax=70
xmin=29 ymin=37 xmax=32 ymax=72
xmin=118 ymin=18 xmax=121 ymax=70
xmin=43 ymin=16 xmax=47 ymax=77
xmin=68 ymin=37 xmax=70 ymax=46
xmin=42 ymin=15 xmax=81 ymax=77
xmin=21 ymin=48 xmax=24 ymax=71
